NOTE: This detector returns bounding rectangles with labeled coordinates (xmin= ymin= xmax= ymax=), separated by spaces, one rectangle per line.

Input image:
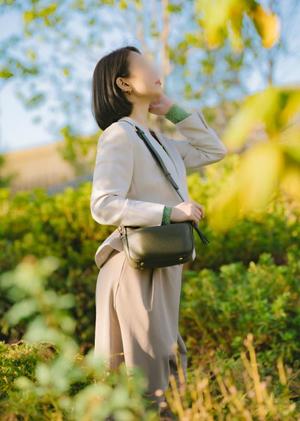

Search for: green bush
xmin=0 ymin=341 xmax=57 ymax=401
xmin=1 ymin=258 xmax=298 ymax=419
xmin=187 ymin=155 xmax=300 ymax=271
xmin=180 ymin=248 xmax=300 ymax=374
xmin=0 ymin=258 xmax=158 ymax=421
xmin=0 ymin=156 xmax=298 ymax=348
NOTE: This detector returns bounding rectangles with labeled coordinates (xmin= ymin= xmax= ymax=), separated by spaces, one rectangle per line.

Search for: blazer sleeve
xmin=90 ymin=122 xmax=165 ymax=227
xmin=163 ymin=107 xmax=228 ymax=170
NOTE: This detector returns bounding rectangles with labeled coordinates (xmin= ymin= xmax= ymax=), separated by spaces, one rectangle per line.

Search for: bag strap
xmin=120 ymin=119 xmax=209 ymax=245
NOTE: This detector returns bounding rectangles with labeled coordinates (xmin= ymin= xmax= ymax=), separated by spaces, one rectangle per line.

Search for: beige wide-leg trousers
xmin=94 ymin=248 xmax=188 ymax=404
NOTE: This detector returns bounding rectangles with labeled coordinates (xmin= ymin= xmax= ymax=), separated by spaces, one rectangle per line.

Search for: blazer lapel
xmin=119 ymin=117 xmax=183 ymax=198
xmin=151 ymin=130 xmax=179 ymax=176
xmin=147 ymin=128 xmax=186 ymax=200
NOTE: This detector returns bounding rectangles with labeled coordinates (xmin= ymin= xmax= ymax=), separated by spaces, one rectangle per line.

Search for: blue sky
xmin=0 ymin=4 xmax=299 ymax=153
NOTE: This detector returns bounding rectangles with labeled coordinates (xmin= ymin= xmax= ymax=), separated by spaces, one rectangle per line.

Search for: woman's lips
xmin=155 ymin=80 xmax=161 ymax=85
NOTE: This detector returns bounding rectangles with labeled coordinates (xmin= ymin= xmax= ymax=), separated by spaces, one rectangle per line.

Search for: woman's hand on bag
xmin=170 ymin=200 xmax=205 ymax=224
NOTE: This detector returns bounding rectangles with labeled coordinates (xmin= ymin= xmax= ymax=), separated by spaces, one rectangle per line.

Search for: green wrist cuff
xmin=161 ymin=206 xmax=172 ymax=225
xmin=164 ymin=103 xmax=192 ymax=124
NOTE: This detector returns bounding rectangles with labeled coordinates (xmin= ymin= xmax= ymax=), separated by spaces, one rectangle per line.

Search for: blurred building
xmin=1 ymin=140 xmax=93 ymax=194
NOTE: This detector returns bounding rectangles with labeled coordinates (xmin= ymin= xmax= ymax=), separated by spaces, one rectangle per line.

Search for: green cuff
xmin=164 ymin=103 xmax=192 ymax=124
xmin=161 ymin=206 xmax=172 ymax=225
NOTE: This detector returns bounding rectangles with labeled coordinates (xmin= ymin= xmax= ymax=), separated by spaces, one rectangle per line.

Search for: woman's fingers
xmin=191 ymin=203 xmax=205 ymax=220
xmin=190 ymin=200 xmax=205 ymax=217
xmin=173 ymin=201 xmax=205 ymax=223
xmin=198 ymin=204 xmax=205 ymax=218
xmin=192 ymin=207 xmax=203 ymax=223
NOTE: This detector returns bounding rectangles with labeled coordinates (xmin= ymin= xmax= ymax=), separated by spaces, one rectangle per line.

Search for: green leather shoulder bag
xmin=117 ymin=120 xmax=209 ymax=270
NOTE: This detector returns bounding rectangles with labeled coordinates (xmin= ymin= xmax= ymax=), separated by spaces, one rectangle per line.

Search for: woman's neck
xmin=128 ymin=103 xmax=150 ymax=130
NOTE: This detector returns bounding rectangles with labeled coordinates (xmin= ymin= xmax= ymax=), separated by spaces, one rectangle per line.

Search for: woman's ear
xmin=116 ymin=76 xmax=131 ymax=94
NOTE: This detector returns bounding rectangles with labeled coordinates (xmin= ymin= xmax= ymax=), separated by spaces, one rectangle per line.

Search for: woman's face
xmin=125 ymin=51 xmax=162 ymax=99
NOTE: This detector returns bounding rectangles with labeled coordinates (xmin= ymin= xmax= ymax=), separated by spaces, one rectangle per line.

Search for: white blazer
xmin=90 ymin=109 xmax=228 ymax=269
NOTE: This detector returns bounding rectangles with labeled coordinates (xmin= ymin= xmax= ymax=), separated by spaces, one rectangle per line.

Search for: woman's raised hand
xmin=170 ymin=200 xmax=205 ymax=224
xmin=148 ymin=93 xmax=174 ymax=116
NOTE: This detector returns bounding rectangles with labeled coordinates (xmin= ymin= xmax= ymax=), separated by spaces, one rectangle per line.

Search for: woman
xmin=90 ymin=45 xmax=227 ymax=417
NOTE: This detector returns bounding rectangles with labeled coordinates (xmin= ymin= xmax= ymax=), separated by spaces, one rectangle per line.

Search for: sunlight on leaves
xmin=250 ymin=3 xmax=281 ymax=48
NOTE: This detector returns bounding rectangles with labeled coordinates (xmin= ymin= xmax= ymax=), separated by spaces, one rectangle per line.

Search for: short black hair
xmin=91 ymin=45 xmax=141 ymax=131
